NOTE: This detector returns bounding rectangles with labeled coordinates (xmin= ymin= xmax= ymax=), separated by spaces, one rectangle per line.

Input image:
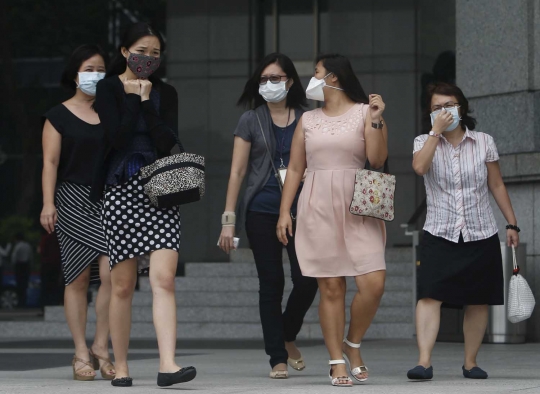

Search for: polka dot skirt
xmin=102 ymin=172 xmax=181 ymax=272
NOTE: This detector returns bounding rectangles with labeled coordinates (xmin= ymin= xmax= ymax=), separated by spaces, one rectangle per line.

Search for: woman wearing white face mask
xmin=41 ymin=44 xmax=115 ymax=381
xmin=408 ymin=83 xmax=519 ymax=380
xmin=277 ymin=53 xmax=388 ymax=387
xmin=218 ymin=53 xmax=318 ymax=379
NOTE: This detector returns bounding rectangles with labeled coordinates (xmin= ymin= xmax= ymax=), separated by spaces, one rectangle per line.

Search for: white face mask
xmin=305 ymin=72 xmax=344 ymax=101
xmin=258 ymin=80 xmax=289 ymax=103
xmin=430 ymin=106 xmax=461 ymax=132
xmin=76 ymin=72 xmax=105 ymax=96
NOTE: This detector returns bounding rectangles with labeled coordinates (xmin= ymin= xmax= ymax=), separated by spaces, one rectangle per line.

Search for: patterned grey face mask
xmin=127 ymin=52 xmax=161 ymax=79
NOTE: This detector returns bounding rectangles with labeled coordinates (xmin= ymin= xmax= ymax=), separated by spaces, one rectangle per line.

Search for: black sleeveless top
xmin=43 ymin=104 xmax=105 ymax=186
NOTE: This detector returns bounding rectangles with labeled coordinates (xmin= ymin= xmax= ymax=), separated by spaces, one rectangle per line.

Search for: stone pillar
xmin=457 ymin=0 xmax=540 ymax=341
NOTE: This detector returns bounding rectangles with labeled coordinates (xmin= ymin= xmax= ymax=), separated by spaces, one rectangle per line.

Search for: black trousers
xmin=15 ymin=263 xmax=30 ymax=307
xmin=246 ymin=211 xmax=319 ymax=368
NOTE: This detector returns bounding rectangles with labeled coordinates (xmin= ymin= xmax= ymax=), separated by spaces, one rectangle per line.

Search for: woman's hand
xmin=507 ymin=229 xmax=519 ymax=247
xmin=276 ymin=214 xmax=293 ymax=246
xmin=139 ymin=80 xmax=153 ymax=101
xmin=369 ymin=94 xmax=385 ymax=122
xmin=432 ymin=109 xmax=454 ymax=134
xmin=219 ymin=225 xmax=236 ymax=254
xmin=40 ymin=204 xmax=57 ymax=234
xmin=123 ymin=79 xmax=141 ymax=95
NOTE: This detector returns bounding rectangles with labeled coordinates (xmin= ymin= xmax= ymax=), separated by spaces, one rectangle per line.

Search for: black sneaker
xmin=407 ymin=365 xmax=433 ymax=380
xmin=462 ymin=366 xmax=488 ymax=379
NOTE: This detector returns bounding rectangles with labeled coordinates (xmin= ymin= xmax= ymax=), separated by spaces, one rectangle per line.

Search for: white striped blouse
xmin=413 ymin=128 xmax=499 ymax=243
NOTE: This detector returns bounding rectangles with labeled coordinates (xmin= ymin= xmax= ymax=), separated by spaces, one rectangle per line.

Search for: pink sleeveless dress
xmin=295 ymin=103 xmax=386 ymax=277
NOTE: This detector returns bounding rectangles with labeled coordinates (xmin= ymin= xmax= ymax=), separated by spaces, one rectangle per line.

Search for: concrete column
xmin=457 ymin=0 xmax=540 ymax=341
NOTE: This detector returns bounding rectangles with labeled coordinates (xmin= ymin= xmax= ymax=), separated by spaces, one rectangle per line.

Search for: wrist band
xmin=506 ymin=224 xmax=520 ymax=233
xmin=222 ymin=212 xmax=236 ymax=226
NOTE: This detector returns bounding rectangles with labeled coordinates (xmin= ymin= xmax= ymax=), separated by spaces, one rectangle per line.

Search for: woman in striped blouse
xmin=407 ymin=83 xmax=519 ymax=381
xmin=41 ymin=45 xmax=115 ymax=381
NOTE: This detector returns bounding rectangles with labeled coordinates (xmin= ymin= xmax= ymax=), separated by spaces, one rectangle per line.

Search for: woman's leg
xmin=317 ymin=277 xmax=349 ymax=383
xmin=109 ymin=258 xmax=138 ymax=379
xmin=463 ymin=304 xmax=488 ymax=369
xmin=415 ymin=297 xmax=443 ymax=367
xmin=149 ymin=249 xmax=181 ymax=373
xmin=91 ymin=255 xmax=115 ymax=376
xmin=283 ymin=229 xmax=318 ymax=360
xmin=343 ymin=270 xmax=386 ymax=379
xmin=246 ymin=212 xmax=288 ymax=372
xmin=64 ymin=265 xmax=95 ymax=377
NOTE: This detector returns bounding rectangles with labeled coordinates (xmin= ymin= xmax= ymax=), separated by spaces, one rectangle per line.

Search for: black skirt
xmin=418 ymin=231 xmax=504 ymax=306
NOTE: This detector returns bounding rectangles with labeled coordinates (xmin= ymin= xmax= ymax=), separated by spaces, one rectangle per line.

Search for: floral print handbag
xmin=349 ymin=163 xmax=396 ymax=221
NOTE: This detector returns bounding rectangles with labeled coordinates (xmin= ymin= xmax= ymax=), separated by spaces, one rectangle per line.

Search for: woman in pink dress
xmin=277 ymin=54 xmax=388 ymax=387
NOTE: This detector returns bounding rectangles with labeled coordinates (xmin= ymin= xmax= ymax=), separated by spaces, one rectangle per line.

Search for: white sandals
xmin=329 ymin=360 xmax=353 ymax=387
xmin=269 ymin=369 xmax=289 ymax=379
xmin=342 ymin=338 xmax=369 ymax=382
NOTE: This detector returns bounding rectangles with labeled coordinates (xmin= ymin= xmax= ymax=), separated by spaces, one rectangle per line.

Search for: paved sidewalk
xmin=0 ymin=339 xmax=539 ymax=393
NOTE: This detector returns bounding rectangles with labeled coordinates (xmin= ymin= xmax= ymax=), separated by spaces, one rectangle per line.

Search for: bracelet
xmin=222 ymin=212 xmax=236 ymax=226
xmin=506 ymin=224 xmax=520 ymax=233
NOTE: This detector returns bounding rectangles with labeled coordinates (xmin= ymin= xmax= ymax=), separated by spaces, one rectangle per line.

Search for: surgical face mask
xmin=305 ymin=73 xmax=344 ymax=101
xmin=259 ymin=80 xmax=288 ymax=103
xmin=127 ymin=52 xmax=161 ymax=79
xmin=430 ymin=106 xmax=461 ymax=132
xmin=76 ymin=72 xmax=105 ymax=96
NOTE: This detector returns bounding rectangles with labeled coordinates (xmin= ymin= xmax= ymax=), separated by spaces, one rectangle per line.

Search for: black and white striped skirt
xmin=55 ymin=182 xmax=108 ymax=286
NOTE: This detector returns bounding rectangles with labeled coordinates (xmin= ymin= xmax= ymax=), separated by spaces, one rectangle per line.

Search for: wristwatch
xmin=428 ymin=130 xmax=441 ymax=138
xmin=371 ymin=119 xmax=384 ymax=129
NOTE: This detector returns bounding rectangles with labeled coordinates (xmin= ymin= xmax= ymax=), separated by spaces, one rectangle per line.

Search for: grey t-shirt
xmin=233 ymin=104 xmax=304 ymax=233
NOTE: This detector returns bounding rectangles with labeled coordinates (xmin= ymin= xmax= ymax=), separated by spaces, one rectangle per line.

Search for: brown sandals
xmin=72 ymin=357 xmax=95 ymax=381
xmin=89 ymin=349 xmax=116 ymax=380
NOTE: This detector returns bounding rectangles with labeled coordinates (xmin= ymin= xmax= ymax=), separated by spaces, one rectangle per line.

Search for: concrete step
xmin=230 ymin=247 xmax=413 ymax=264
xmin=137 ymin=276 xmax=413 ymax=292
xmin=88 ymin=289 xmax=412 ymax=308
xmin=185 ymin=262 xmax=412 ymax=278
xmin=45 ymin=305 xmax=411 ymax=324
xmin=0 ymin=321 xmax=413 ymax=340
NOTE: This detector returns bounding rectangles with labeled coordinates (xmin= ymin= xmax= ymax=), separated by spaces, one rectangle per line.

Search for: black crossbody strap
xmin=255 ymin=112 xmax=283 ymax=191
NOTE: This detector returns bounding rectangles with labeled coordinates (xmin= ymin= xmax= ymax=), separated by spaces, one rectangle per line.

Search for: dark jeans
xmin=15 ymin=263 xmax=30 ymax=307
xmin=246 ymin=211 xmax=319 ymax=368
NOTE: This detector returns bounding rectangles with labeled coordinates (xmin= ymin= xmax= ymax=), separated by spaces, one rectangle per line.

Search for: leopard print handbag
xmin=349 ymin=168 xmax=396 ymax=222
xmin=140 ymin=149 xmax=205 ymax=208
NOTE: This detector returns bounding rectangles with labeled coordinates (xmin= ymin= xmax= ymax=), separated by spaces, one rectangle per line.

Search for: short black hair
xmin=107 ymin=22 xmax=165 ymax=84
xmin=426 ymin=83 xmax=477 ymax=130
xmin=237 ymin=52 xmax=307 ymax=109
xmin=315 ymin=53 xmax=368 ymax=104
xmin=60 ymin=44 xmax=106 ymax=91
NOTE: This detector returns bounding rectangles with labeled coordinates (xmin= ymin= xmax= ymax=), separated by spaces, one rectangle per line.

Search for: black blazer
xmin=90 ymin=76 xmax=178 ymax=202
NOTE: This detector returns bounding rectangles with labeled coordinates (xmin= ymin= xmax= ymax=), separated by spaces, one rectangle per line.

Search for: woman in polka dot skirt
xmin=91 ymin=23 xmax=196 ymax=388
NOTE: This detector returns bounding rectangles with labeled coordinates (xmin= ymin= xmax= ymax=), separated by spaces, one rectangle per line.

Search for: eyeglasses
xmin=431 ymin=102 xmax=459 ymax=112
xmin=259 ymin=74 xmax=288 ymax=85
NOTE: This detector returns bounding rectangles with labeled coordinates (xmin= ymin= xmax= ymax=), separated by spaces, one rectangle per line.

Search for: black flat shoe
xmin=407 ymin=365 xmax=433 ymax=380
xmin=111 ymin=377 xmax=133 ymax=387
xmin=157 ymin=366 xmax=197 ymax=387
xmin=462 ymin=366 xmax=488 ymax=379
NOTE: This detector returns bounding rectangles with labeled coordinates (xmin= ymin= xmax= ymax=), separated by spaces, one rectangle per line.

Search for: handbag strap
xmin=255 ymin=112 xmax=283 ymax=191
xmin=512 ymin=246 xmax=520 ymax=275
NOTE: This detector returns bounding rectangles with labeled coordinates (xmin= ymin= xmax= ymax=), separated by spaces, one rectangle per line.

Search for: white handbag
xmin=507 ymin=246 xmax=536 ymax=323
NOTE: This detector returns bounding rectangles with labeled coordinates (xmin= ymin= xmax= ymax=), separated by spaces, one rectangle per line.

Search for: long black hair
xmin=425 ymin=82 xmax=477 ymax=130
xmin=107 ymin=22 xmax=165 ymax=83
xmin=315 ymin=53 xmax=368 ymax=104
xmin=60 ymin=44 xmax=107 ymax=91
xmin=237 ymin=53 xmax=307 ymax=109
